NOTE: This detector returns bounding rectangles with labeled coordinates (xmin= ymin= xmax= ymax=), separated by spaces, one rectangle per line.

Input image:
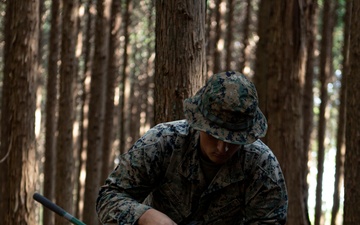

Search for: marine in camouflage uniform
xmin=96 ymin=71 xmax=288 ymax=225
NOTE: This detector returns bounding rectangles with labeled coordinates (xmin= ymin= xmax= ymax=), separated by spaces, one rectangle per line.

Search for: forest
xmin=0 ymin=0 xmax=359 ymax=225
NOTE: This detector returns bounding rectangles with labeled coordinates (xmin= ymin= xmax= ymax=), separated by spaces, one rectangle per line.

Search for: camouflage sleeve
xmin=96 ymin=138 xmax=170 ymax=225
xmin=244 ymin=150 xmax=288 ymax=225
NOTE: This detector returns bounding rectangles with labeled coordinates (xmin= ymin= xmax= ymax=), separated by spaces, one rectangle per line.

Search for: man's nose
xmin=217 ymin=140 xmax=228 ymax=153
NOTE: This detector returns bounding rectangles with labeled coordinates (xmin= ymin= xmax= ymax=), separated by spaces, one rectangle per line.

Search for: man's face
xmin=199 ymin=131 xmax=241 ymax=165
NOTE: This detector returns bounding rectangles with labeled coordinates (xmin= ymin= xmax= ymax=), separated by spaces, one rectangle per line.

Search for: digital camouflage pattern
xmin=184 ymin=71 xmax=267 ymax=145
xmin=96 ymin=120 xmax=288 ymax=225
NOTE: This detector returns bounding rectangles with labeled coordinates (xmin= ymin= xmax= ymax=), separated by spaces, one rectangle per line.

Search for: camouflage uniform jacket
xmin=96 ymin=120 xmax=288 ymax=225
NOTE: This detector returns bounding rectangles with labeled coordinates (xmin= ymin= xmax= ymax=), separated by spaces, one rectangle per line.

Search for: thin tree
xmin=119 ymin=0 xmax=132 ymax=153
xmin=314 ymin=1 xmax=337 ymax=224
xmin=206 ymin=0 xmax=216 ymax=75
xmin=331 ymin=1 xmax=351 ymax=224
xmin=225 ymin=0 xmax=234 ymax=70
xmin=343 ymin=1 xmax=360 ymax=224
xmin=212 ymin=0 xmax=223 ymax=73
xmin=43 ymin=0 xmax=62 ymax=224
xmin=154 ymin=0 xmax=207 ymax=124
xmin=55 ymin=1 xmax=79 ymax=225
xmin=303 ymin=0 xmax=318 ymax=224
xmin=143 ymin=0 xmax=156 ymax=131
xmin=101 ymin=0 xmax=122 ymax=183
xmin=254 ymin=1 xmax=309 ymax=224
xmin=83 ymin=0 xmax=111 ymax=224
xmin=0 ymin=0 xmax=39 ymax=224
xmin=75 ymin=0 xmax=96 ymax=219
xmin=239 ymin=0 xmax=252 ymax=74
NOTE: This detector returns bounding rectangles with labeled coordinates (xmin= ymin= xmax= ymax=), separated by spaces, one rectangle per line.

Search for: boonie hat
xmin=183 ymin=71 xmax=267 ymax=145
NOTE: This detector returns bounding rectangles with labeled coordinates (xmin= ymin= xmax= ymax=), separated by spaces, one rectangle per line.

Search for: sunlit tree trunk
xmin=83 ymin=0 xmax=111 ymax=224
xmin=344 ymin=1 xmax=360 ymax=224
xmin=254 ymin=1 xmax=309 ymax=224
xmin=43 ymin=0 xmax=62 ymax=224
xmin=154 ymin=0 xmax=207 ymax=124
xmin=0 ymin=0 xmax=39 ymax=224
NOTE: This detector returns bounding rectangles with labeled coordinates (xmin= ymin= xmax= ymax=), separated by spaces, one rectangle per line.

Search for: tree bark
xmin=154 ymin=0 xmax=207 ymax=124
xmin=43 ymin=0 xmax=62 ymax=224
xmin=344 ymin=1 xmax=360 ymax=224
xmin=254 ymin=1 xmax=309 ymax=224
xmin=302 ymin=0 xmax=318 ymax=224
xmin=101 ymin=0 xmax=122 ymax=184
xmin=56 ymin=1 xmax=79 ymax=225
xmin=83 ymin=0 xmax=111 ymax=224
xmin=0 ymin=0 xmax=39 ymax=224
xmin=119 ymin=0 xmax=132 ymax=153
xmin=75 ymin=0 xmax=96 ymax=219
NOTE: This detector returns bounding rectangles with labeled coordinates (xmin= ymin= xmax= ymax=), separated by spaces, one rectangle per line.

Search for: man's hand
xmin=138 ymin=209 xmax=177 ymax=225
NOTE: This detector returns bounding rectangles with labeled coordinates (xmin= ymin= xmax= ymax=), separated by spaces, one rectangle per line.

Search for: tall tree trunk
xmin=43 ymin=0 xmax=62 ymax=224
xmin=128 ymin=48 xmax=140 ymax=145
xmin=331 ymin=1 xmax=351 ymax=224
xmin=212 ymin=0 xmax=222 ymax=73
xmin=144 ymin=0 xmax=156 ymax=132
xmin=225 ymin=0 xmax=234 ymax=70
xmin=303 ymin=0 xmax=318 ymax=224
xmin=314 ymin=1 xmax=336 ymax=224
xmin=0 ymin=0 xmax=39 ymax=224
xmin=344 ymin=1 xmax=360 ymax=224
xmin=119 ymin=0 xmax=132 ymax=153
xmin=239 ymin=0 xmax=251 ymax=74
xmin=254 ymin=1 xmax=308 ymax=224
xmin=253 ymin=0 xmax=271 ymax=111
xmin=56 ymin=1 xmax=79 ymax=225
xmin=206 ymin=0 xmax=216 ymax=75
xmin=83 ymin=0 xmax=111 ymax=224
xmin=75 ymin=0 xmax=96 ymax=219
xmin=154 ymin=0 xmax=207 ymax=124
xmin=101 ymin=0 xmax=122 ymax=184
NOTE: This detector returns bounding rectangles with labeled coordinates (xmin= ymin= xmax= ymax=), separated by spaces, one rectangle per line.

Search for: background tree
xmin=83 ymin=0 xmax=111 ymax=224
xmin=154 ymin=0 xmax=207 ymax=123
xmin=43 ymin=0 xmax=62 ymax=224
xmin=254 ymin=1 xmax=309 ymax=224
xmin=331 ymin=0 xmax=351 ymax=224
xmin=314 ymin=0 xmax=337 ymax=224
xmin=344 ymin=1 xmax=360 ymax=224
xmin=212 ymin=0 xmax=223 ymax=73
xmin=101 ymin=0 xmax=123 ymax=185
xmin=0 ymin=0 xmax=39 ymax=224
xmin=302 ymin=0 xmax=318 ymax=224
xmin=239 ymin=0 xmax=252 ymax=74
xmin=55 ymin=1 xmax=79 ymax=225
xmin=119 ymin=0 xmax=132 ymax=153
xmin=75 ymin=0 xmax=96 ymax=219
